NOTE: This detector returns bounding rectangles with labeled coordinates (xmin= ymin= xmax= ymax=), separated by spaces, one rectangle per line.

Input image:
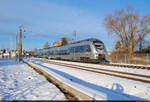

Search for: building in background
xmin=53 ymin=41 xmax=62 ymax=47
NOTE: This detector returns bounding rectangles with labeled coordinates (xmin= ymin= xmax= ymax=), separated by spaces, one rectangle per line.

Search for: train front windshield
xmin=93 ymin=41 xmax=104 ymax=51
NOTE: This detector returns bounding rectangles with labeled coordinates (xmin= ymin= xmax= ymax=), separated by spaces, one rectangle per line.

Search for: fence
xmin=106 ymin=53 xmax=150 ymax=65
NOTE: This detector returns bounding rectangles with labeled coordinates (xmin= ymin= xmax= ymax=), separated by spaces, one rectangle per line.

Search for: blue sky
xmin=0 ymin=0 xmax=150 ymax=51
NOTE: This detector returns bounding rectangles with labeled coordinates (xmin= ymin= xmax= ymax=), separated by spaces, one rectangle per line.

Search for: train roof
xmin=72 ymin=38 xmax=103 ymax=44
xmin=37 ymin=38 xmax=103 ymax=50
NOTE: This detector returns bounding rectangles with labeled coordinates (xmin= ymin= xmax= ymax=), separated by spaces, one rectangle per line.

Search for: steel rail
xmin=99 ymin=63 xmax=150 ymax=70
xmin=36 ymin=59 xmax=150 ymax=84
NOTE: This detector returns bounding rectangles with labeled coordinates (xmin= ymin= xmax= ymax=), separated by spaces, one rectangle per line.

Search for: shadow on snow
xmin=0 ymin=58 xmax=23 ymax=67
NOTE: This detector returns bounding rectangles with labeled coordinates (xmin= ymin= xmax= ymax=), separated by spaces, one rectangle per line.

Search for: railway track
xmin=99 ymin=63 xmax=150 ymax=70
xmin=34 ymin=57 xmax=150 ymax=70
xmin=35 ymin=58 xmax=150 ymax=84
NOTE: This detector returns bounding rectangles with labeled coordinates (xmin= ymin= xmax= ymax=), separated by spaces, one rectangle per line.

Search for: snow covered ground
xmin=0 ymin=58 xmax=67 ymax=100
xmin=26 ymin=58 xmax=150 ymax=100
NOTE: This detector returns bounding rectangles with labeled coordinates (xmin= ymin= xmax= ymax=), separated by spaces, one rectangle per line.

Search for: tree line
xmin=104 ymin=6 xmax=150 ymax=55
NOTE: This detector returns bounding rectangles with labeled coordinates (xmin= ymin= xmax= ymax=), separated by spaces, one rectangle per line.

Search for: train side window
xmin=64 ymin=50 xmax=67 ymax=54
xmin=74 ymin=46 xmax=78 ymax=52
xmin=75 ymin=46 xmax=79 ymax=52
xmin=66 ymin=49 xmax=70 ymax=54
xmin=51 ymin=51 xmax=53 ymax=55
xmin=62 ymin=50 xmax=65 ymax=55
xmin=79 ymin=46 xmax=84 ymax=52
xmin=70 ymin=46 xmax=85 ymax=53
xmin=70 ymin=47 xmax=75 ymax=53
xmin=84 ymin=45 xmax=91 ymax=52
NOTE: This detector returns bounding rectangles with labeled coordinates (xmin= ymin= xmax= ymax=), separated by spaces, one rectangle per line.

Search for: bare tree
xmin=115 ymin=41 xmax=122 ymax=51
xmin=104 ymin=6 xmax=150 ymax=55
xmin=61 ymin=37 xmax=68 ymax=45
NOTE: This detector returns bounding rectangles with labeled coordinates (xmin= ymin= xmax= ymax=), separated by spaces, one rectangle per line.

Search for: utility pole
xmin=73 ymin=30 xmax=76 ymax=42
xmin=16 ymin=32 xmax=18 ymax=51
xmin=16 ymin=32 xmax=18 ymax=60
xmin=18 ymin=26 xmax=23 ymax=61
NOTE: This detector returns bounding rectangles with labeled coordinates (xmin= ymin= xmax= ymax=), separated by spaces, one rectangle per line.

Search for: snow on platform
xmin=26 ymin=58 xmax=150 ymax=100
xmin=0 ymin=59 xmax=67 ymax=100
